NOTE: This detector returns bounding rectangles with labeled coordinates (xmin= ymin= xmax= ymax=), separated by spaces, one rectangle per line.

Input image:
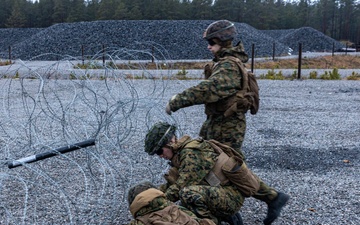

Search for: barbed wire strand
xmin=0 ymin=45 xmax=202 ymax=224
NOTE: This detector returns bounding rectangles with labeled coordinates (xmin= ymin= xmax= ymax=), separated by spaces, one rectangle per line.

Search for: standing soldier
xmin=165 ymin=20 xmax=289 ymax=225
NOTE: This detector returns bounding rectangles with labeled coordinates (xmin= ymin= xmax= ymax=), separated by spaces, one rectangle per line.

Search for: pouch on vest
xmin=206 ymin=140 xmax=260 ymax=197
xmin=204 ymin=152 xmax=231 ymax=186
xmin=222 ymin=156 xmax=260 ymax=197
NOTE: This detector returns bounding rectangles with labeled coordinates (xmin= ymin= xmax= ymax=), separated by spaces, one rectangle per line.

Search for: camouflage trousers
xmin=179 ymin=185 xmax=244 ymax=224
xmin=199 ymin=112 xmax=246 ymax=158
xmin=199 ymin=112 xmax=278 ymax=204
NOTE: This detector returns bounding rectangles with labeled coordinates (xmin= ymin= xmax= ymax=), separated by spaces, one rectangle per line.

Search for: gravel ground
xmin=0 ymin=20 xmax=345 ymax=61
xmin=0 ymin=73 xmax=359 ymax=224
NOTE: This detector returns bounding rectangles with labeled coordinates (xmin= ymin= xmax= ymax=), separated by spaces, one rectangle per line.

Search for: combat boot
xmin=263 ymin=192 xmax=290 ymax=225
xmin=222 ymin=212 xmax=244 ymax=225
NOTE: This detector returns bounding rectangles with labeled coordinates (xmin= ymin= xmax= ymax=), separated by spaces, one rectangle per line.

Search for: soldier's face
xmin=157 ymin=146 xmax=174 ymax=160
xmin=207 ymin=41 xmax=221 ymax=55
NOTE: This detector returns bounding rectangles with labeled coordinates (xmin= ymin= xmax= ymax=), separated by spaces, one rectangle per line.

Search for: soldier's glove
xmin=204 ymin=63 xmax=212 ymax=79
xmin=165 ymin=102 xmax=172 ymax=115
xmin=164 ymin=167 xmax=179 ymax=185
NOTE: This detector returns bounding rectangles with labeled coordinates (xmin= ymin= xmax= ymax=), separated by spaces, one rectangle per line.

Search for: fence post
xmin=345 ymin=43 xmax=348 ymax=55
xmin=8 ymin=46 xmax=12 ymax=64
xmin=272 ymin=42 xmax=275 ymax=60
xmin=102 ymin=44 xmax=105 ymax=66
xmin=251 ymin=43 xmax=255 ymax=73
xmin=332 ymin=42 xmax=335 ymax=56
xmin=151 ymin=46 xmax=154 ymax=63
xmin=82 ymin=45 xmax=84 ymax=66
xmin=297 ymin=43 xmax=302 ymax=80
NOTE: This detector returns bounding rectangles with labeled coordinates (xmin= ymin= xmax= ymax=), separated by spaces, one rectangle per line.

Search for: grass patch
xmin=0 ymin=60 xmax=12 ymax=66
xmin=113 ymin=61 xmax=206 ymax=70
xmin=251 ymin=55 xmax=360 ymax=69
xmin=346 ymin=71 xmax=360 ymax=80
xmin=74 ymin=55 xmax=360 ymax=71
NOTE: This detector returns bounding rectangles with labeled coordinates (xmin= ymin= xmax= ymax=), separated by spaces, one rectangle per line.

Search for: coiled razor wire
xmin=0 ymin=46 xmax=202 ymax=224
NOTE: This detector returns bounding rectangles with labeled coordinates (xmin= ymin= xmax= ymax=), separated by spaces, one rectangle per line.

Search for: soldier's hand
xmin=164 ymin=167 xmax=179 ymax=184
xmin=165 ymin=102 xmax=172 ymax=115
xmin=204 ymin=63 xmax=212 ymax=79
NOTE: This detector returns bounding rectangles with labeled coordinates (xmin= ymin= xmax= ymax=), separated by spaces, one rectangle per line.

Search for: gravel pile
xmin=262 ymin=27 xmax=344 ymax=53
xmin=0 ymin=20 xmax=344 ymax=61
xmin=0 ymin=28 xmax=44 ymax=52
xmin=0 ymin=75 xmax=359 ymax=224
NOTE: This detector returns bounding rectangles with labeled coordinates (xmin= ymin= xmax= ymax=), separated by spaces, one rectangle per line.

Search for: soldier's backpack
xmin=224 ymin=56 xmax=260 ymax=116
xmin=136 ymin=204 xmax=215 ymax=225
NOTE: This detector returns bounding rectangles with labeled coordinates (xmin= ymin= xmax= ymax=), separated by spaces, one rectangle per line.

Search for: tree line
xmin=1 ymin=0 xmax=359 ymax=45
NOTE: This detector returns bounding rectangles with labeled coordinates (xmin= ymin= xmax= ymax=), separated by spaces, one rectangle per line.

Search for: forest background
xmin=1 ymin=0 xmax=359 ymax=46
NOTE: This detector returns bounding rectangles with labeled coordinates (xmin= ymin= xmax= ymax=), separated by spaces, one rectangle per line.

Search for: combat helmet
xmin=144 ymin=121 xmax=176 ymax=155
xmin=127 ymin=181 xmax=156 ymax=205
xmin=203 ymin=20 xmax=236 ymax=41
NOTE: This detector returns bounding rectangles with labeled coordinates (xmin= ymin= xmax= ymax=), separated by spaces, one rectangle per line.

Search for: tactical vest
xmin=205 ymin=56 xmax=259 ymax=117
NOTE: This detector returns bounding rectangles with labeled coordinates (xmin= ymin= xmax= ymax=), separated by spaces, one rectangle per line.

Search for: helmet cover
xmin=203 ymin=20 xmax=236 ymax=41
xmin=144 ymin=121 xmax=176 ymax=155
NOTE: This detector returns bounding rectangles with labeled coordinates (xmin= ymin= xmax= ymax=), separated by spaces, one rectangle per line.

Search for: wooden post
xmin=151 ymin=46 xmax=154 ymax=63
xmin=8 ymin=46 xmax=12 ymax=64
xmin=82 ymin=45 xmax=84 ymax=66
xmin=297 ymin=43 xmax=302 ymax=80
xmin=272 ymin=42 xmax=275 ymax=60
xmin=102 ymin=44 xmax=105 ymax=66
xmin=251 ymin=43 xmax=255 ymax=73
xmin=345 ymin=43 xmax=348 ymax=55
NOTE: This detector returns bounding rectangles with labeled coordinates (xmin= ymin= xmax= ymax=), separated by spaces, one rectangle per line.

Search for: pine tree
xmin=5 ymin=0 xmax=27 ymax=28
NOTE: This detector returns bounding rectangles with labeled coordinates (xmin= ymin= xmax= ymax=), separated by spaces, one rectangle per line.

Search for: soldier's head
xmin=127 ymin=181 xmax=156 ymax=205
xmin=203 ymin=20 xmax=236 ymax=49
xmin=144 ymin=121 xmax=176 ymax=159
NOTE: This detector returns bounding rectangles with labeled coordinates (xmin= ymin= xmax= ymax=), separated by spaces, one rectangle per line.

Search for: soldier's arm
xmin=168 ymin=61 xmax=241 ymax=112
xmin=164 ymin=149 xmax=205 ymax=201
xmin=164 ymin=148 xmax=215 ymax=201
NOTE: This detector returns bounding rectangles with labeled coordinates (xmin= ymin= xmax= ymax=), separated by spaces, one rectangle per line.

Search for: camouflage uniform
xmin=127 ymin=181 xmax=215 ymax=225
xmin=168 ymin=45 xmax=278 ymax=204
xmin=168 ymin=44 xmax=248 ymax=156
xmin=166 ymin=20 xmax=289 ymax=225
xmin=162 ymin=135 xmax=244 ymax=224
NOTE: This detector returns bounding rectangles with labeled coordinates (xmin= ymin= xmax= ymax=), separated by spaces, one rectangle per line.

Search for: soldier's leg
xmin=253 ymin=180 xmax=278 ymax=203
xmin=252 ymin=176 xmax=290 ymax=225
xmin=179 ymin=185 xmax=244 ymax=223
xmin=200 ymin=114 xmax=246 ymax=159
xmin=200 ymin=114 xmax=289 ymax=223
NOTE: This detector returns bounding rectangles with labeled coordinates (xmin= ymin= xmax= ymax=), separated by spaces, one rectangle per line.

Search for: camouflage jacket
xmin=168 ymin=43 xmax=249 ymax=115
xmin=163 ymin=136 xmax=219 ymax=202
